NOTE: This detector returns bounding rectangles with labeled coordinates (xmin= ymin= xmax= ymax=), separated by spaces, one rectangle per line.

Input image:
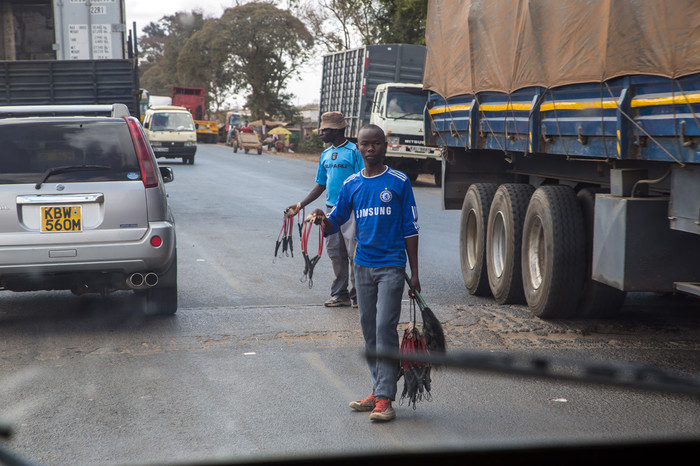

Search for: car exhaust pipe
xmin=144 ymin=272 xmax=159 ymax=287
xmin=127 ymin=272 xmax=158 ymax=289
xmin=128 ymin=273 xmax=144 ymax=288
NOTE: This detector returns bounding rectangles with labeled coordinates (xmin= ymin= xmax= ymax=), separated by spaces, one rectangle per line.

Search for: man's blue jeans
xmin=354 ymin=264 xmax=405 ymax=401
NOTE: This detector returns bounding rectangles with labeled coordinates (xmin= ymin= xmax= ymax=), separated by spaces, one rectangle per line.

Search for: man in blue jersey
xmin=286 ymin=112 xmax=364 ymax=307
xmin=309 ymin=124 xmax=420 ymax=422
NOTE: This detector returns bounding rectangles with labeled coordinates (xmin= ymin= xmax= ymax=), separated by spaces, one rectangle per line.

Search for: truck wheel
xmin=486 ymin=184 xmax=535 ymax=304
xmin=575 ymin=188 xmax=626 ymax=318
xmin=257 ymin=147 xmax=262 ymax=155
xmin=460 ymin=183 xmax=498 ymax=296
xmin=521 ymin=186 xmax=586 ymax=318
xmin=142 ymin=250 xmax=178 ymax=316
xmin=408 ymin=173 xmax=419 ymax=182
xmin=434 ymin=169 xmax=442 ymax=187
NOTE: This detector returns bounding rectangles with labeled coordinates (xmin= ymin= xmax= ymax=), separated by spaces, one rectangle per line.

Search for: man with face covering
xmin=286 ymin=112 xmax=364 ymax=307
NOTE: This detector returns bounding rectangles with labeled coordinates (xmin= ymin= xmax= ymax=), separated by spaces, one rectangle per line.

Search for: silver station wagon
xmin=0 ymin=104 xmax=177 ymax=315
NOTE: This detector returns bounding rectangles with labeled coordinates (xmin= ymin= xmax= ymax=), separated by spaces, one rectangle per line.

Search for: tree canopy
xmin=136 ymin=1 xmax=428 ymax=116
xmin=138 ymin=11 xmax=206 ymax=95
xmin=291 ymin=0 xmax=428 ymax=51
xmin=178 ymin=2 xmax=313 ymax=122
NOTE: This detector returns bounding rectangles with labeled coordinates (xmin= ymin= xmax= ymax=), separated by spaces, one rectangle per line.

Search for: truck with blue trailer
xmin=423 ymin=0 xmax=700 ymax=318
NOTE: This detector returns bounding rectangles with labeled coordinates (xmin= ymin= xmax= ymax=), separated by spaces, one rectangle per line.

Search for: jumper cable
xmin=300 ymin=215 xmax=324 ymax=288
xmin=274 ymin=214 xmax=295 ymax=261
xmin=296 ymin=206 xmax=305 ymax=238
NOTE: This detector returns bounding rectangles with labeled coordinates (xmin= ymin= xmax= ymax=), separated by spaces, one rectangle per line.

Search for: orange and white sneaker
xmin=369 ymin=398 xmax=396 ymax=422
xmin=349 ymin=394 xmax=376 ymax=412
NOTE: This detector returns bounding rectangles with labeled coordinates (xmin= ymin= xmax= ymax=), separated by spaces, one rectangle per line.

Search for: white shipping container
xmin=54 ymin=0 xmax=127 ymax=60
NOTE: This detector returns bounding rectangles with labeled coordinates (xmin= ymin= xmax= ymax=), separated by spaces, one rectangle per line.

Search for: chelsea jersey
xmin=326 ymin=167 xmax=419 ymax=267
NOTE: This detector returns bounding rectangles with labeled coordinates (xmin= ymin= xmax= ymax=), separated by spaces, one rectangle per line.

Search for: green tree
xmin=296 ymin=0 xmax=428 ymax=49
xmin=376 ymin=0 xmax=428 ymax=45
xmin=137 ymin=11 xmax=206 ymax=95
xmin=177 ymin=28 xmax=234 ymax=115
xmin=180 ymin=3 xmax=313 ymax=124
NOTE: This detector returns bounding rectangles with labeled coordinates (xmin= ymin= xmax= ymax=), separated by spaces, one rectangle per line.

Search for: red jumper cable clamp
xmin=300 ymin=215 xmax=324 ymax=288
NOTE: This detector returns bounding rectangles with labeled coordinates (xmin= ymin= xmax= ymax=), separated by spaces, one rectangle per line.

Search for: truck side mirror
xmin=143 ymin=121 xmax=149 ymax=129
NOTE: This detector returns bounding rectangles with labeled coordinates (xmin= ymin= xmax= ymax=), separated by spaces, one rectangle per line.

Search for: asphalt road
xmin=1 ymin=143 xmax=700 ymax=465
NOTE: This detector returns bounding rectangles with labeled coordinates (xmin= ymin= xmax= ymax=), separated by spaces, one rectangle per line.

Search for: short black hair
xmin=358 ymin=124 xmax=384 ymax=137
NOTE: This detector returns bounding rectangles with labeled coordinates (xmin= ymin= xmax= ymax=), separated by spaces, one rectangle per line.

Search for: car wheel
xmin=142 ymin=250 xmax=178 ymax=316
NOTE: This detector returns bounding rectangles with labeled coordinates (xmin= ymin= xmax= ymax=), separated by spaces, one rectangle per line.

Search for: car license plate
xmin=152 ymin=147 xmax=169 ymax=152
xmin=42 ymin=206 xmax=82 ymax=232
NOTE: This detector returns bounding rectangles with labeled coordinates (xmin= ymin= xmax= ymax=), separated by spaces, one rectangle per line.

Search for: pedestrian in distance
xmin=285 ymin=111 xmax=364 ymax=308
xmin=239 ymin=121 xmax=252 ymax=133
xmin=308 ymin=124 xmax=420 ymax=422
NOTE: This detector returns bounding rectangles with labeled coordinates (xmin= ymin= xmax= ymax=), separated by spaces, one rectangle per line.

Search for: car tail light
xmin=125 ymin=116 xmax=159 ymax=188
xmin=151 ymin=236 xmax=163 ymax=247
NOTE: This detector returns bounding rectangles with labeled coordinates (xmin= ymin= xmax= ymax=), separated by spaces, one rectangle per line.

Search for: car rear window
xmin=0 ymin=118 xmax=142 ymax=184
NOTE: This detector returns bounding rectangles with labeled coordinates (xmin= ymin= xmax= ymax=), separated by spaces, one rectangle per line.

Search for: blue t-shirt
xmin=315 ymin=140 xmax=364 ymax=207
xmin=327 ymin=167 xmax=419 ymax=267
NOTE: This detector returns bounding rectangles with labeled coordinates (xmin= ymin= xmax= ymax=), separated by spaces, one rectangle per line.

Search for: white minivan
xmin=143 ymin=106 xmax=197 ymax=164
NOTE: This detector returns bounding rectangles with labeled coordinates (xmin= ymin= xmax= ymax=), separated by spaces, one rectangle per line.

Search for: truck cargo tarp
xmin=424 ymin=0 xmax=700 ymax=98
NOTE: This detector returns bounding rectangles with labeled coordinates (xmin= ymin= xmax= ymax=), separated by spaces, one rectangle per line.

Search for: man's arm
xmin=405 ymin=235 xmax=420 ymax=295
xmin=286 ymin=183 xmax=325 ymax=216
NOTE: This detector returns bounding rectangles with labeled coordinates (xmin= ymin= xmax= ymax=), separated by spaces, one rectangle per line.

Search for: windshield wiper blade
xmin=35 ymin=165 xmax=111 ymax=189
xmin=369 ymin=349 xmax=700 ymax=397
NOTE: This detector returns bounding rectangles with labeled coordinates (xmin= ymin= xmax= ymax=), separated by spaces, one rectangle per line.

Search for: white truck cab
xmin=369 ymin=83 xmax=441 ymax=183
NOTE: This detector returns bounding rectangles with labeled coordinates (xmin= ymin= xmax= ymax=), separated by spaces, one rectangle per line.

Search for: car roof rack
xmin=0 ymin=104 xmax=130 ymax=119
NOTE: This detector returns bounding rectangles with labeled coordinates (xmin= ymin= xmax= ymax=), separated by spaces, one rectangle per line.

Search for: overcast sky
xmin=123 ymin=0 xmax=322 ymax=106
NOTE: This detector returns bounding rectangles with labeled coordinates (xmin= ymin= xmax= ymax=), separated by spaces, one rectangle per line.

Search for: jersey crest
xmin=380 ymin=188 xmax=392 ymax=203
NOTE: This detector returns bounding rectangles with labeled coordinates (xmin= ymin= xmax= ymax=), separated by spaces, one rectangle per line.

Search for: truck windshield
xmin=229 ymin=114 xmax=246 ymax=129
xmin=151 ymin=112 xmax=195 ymax=132
xmin=386 ymin=88 xmax=428 ymax=120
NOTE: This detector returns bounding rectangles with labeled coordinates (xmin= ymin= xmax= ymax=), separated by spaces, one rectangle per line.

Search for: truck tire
xmin=257 ymin=147 xmax=262 ymax=154
xmin=460 ymin=183 xmax=498 ymax=296
xmin=486 ymin=184 xmax=535 ymax=304
xmin=521 ymin=186 xmax=586 ymax=318
xmin=575 ymin=188 xmax=627 ymax=318
xmin=142 ymin=250 xmax=178 ymax=316
xmin=434 ymin=168 xmax=442 ymax=187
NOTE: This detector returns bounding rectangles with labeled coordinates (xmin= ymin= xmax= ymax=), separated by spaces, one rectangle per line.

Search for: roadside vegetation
xmin=137 ymin=1 xmax=428 ymax=123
